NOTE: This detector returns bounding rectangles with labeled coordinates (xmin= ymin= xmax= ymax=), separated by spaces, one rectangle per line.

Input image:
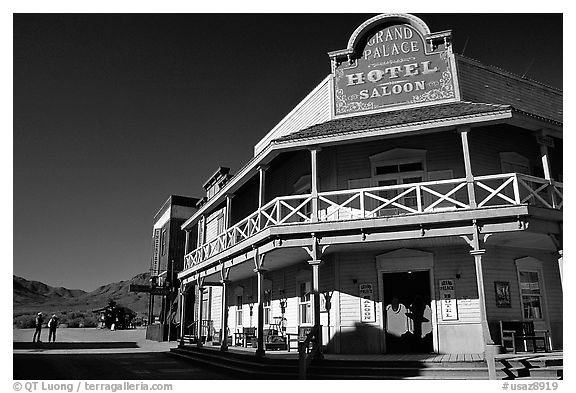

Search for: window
xmin=160 ymin=229 xmax=167 ymax=256
xmin=369 ymin=149 xmax=427 ymax=215
xmin=519 ymin=271 xmax=543 ymax=320
xmin=299 ymin=282 xmax=312 ymax=325
xmin=500 ymin=152 xmax=530 ymax=175
xmin=263 ymin=290 xmax=272 ymax=325
xmin=236 ymin=295 xmax=243 ymax=326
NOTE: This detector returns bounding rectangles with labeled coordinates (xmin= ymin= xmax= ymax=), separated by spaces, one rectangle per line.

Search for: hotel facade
xmin=173 ymin=14 xmax=563 ymax=357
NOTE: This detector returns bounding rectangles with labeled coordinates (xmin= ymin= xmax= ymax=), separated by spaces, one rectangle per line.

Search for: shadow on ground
xmin=13 ymin=352 xmax=232 ymax=380
xmin=14 ymin=342 xmax=139 ymax=350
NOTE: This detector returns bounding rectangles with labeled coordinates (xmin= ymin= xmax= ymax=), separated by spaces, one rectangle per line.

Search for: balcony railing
xmin=184 ymin=173 xmax=562 ymax=269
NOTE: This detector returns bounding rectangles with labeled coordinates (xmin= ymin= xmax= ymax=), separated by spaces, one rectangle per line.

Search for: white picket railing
xmin=184 ymin=173 xmax=562 ymax=269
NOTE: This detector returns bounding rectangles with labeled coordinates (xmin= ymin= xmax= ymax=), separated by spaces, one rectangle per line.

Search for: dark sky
xmin=13 ymin=13 xmax=562 ymax=291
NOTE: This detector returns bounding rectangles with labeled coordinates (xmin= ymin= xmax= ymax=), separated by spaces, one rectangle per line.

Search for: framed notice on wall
xmin=439 ymin=279 xmax=458 ymax=321
xmin=494 ymin=281 xmax=511 ymax=308
xmin=359 ymin=283 xmax=376 ymax=323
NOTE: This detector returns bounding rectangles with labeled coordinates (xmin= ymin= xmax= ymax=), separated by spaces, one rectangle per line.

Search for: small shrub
xmin=13 ymin=314 xmax=37 ymax=329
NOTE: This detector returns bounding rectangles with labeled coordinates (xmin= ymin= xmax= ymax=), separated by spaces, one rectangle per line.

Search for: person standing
xmin=32 ymin=312 xmax=44 ymax=343
xmin=48 ymin=314 xmax=59 ymax=342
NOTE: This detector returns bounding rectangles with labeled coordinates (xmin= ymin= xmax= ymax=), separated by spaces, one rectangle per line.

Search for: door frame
xmin=376 ymin=249 xmax=437 ymax=353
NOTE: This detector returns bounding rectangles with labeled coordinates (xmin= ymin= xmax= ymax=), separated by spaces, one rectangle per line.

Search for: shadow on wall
xmin=329 ymin=322 xmax=381 ymax=354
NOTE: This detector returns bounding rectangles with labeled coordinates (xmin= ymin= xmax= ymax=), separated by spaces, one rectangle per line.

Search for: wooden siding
xmin=204 ymin=207 xmax=224 ymax=244
xmin=210 ymin=286 xmax=222 ymax=333
xmin=432 ymin=247 xmax=481 ymax=324
xmin=254 ymin=76 xmax=331 ymax=155
xmin=457 ymin=55 xmax=562 ymax=123
xmin=265 ymin=150 xmax=311 ymax=201
xmin=548 ymin=137 xmax=563 ymax=181
xmin=482 ymin=246 xmax=563 ymax=347
xmin=201 ymin=243 xmax=561 ymax=352
xmin=333 ymin=131 xmax=465 ymax=189
xmin=468 ymin=125 xmax=545 ymax=177
xmin=230 ymin=176 xmax=259 ymax=226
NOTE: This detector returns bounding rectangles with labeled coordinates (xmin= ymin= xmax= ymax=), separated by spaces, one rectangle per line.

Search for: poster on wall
xmin=494 ymin=281 xmax=511 ymax=308
xmin=359 ymin=283 xmax=376 ymax=323
xmin=439 ymin=279 xmax=458 ymax=321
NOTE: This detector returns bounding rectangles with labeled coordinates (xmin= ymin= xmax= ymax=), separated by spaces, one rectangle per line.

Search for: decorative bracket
xmin=252 ymin=246 xmax=266 ymax=271
xmin=220 ymin=263 xmax=231 ymax=283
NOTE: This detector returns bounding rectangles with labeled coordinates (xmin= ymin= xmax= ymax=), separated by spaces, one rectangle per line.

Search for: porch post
xmin=225 ymin=194 xmax=234 ymax=229
xmin=198 ymin=215 xmax=206 ymax=246
xmin=220 ymin=278 xmax=230 ymax=351
xmin=179 ymin=284 xmax=186 ymax=345
xmin=469 ymin=223 xmax=494 ymax=348
xmin=308 ymin=234 xmax=323 ymax=359
xmin=253 ymin=249 xmax=267 ymax=357
xmin=258 ymin=166 xmax=268 ymax=208
xmin=197 ymin=284 xmax=204 ymax=347
xmin=536 ymin=130 xmax=557 ymax=208
xmin=184 ymin=230 xmax=190 ymax=255
xmin=309 ymin=147 xmax=321 ymax=222
xmin=459 ymin=126 xmax=477 ymax=209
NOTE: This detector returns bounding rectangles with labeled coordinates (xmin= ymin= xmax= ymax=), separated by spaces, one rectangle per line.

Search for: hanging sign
xmin=332 ymin=21 xmax=459 ymax=117
xmin=359 ymin=283 xmax=376 ymax=323
xmin=151 ymin=228 xmax=161 ymax=276
xmin=439 ymin=279 xmax=458 ymax=321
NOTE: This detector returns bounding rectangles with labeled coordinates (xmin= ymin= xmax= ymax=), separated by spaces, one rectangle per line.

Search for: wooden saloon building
xmin=175 ymin=14 xmax=563 ymax=358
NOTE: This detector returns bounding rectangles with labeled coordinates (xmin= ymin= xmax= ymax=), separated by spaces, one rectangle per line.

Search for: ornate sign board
xmin=439 ymin=279 xmax=458 ymax=321
xmin=330 ymin=14 xmax=460 ymax=118
xmin=359 ymin=283 xmax=376 ymax=323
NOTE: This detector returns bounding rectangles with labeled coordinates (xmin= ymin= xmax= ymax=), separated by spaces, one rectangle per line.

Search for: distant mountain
xmin=13 ymin=273 xmax=156 ymax=317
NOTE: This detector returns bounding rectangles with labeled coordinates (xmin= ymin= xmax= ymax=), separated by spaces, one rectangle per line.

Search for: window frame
xmin=298 ymin=281 xmax=313 ymax=326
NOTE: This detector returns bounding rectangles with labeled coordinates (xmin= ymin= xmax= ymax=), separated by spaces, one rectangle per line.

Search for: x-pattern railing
xmin=184 ymin=173 xmax=562 ymax=268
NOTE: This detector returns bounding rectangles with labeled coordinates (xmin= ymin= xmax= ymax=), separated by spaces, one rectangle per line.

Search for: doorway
xmin=383 ymin=271 xmax=433 ymax=353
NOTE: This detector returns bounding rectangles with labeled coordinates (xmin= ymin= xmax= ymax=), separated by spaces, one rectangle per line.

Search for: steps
xmin=494 ymin=354 xmax=563 ymax=380
xmin=169 ymin=346 xmax=489 ymax=379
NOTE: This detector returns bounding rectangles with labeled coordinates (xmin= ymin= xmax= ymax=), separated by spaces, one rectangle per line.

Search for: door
xmin=383 ymin=271 xmax=433 ymax=353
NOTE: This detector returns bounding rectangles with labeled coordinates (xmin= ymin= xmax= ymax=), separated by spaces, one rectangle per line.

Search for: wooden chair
xmin=243 ymin=327 xmax=257 ymax=347
xmin=500 ymin=320 xmax=550 ymax=353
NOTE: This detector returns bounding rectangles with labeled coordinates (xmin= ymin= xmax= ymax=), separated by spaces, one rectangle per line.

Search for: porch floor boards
xmin=186 ymin=344 xmax=485 ymax=362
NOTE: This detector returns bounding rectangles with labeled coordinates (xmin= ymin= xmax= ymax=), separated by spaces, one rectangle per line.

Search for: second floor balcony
xmin=184 ymin=172 xmax=563 ymax=269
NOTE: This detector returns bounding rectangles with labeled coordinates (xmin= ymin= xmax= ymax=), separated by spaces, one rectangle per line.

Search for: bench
xmin=264 ymin=328 xmax=287 ymax=351
xmin=500 ymin=320 xmax=550 ymax=353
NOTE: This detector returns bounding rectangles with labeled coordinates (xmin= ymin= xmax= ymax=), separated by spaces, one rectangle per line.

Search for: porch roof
xmin=272 ymin=102 xmax=558 ymax=145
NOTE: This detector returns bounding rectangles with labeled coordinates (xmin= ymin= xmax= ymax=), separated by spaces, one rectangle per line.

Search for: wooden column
xmin=198 ymin=215 xmax=206 ymax=246
xmin=197 ymin=284 xmax=204 ymax=347
xmin=220 ymin=279 xmax=230 ymax=351
xmin=225 ymin=194 xmax=234 ymax=229
xmin=536 ymin=131 xmax=557 ymax=207
xmin=459 ymin=126 xmax=477 ymax=209
xmin=308 ymin=234 xmax=323 ymax=359
xmin=220 ymin=265 xmax=231 ymax=351
xmin=258 ymin=166 xmax=268 ymax=208
xmin=253 ymin=249 xmax=266 ymax=357
xmin=309 ymin=147 xmax=321 ymax=222
xmin=470 ymin=224 xmax=493 ymax=347
xmin=179 ymin=285 xmax=186 ymax=346
xmin=184 ymin=230 xmax=190 ymax=255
